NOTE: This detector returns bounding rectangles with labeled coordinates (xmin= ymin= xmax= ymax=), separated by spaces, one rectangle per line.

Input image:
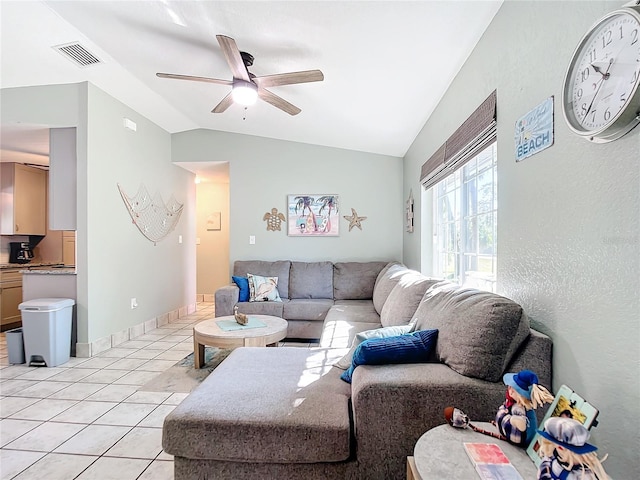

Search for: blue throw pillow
xmin=340 ymin=329 xmax=438 ymax=383
xmin=232 ymin=276 xmax=250 ymax=302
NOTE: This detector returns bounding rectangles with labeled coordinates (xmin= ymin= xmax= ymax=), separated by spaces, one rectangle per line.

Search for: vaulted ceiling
xmin=1 ymin=0 xmax=502 ymax=164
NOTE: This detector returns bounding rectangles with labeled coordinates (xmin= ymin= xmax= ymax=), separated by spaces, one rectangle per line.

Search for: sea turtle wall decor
xmin=263 ymin=207 xmax=286 ymax=231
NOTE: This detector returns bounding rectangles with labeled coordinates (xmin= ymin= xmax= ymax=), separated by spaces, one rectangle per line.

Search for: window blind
xmin=421 ymin=90 xmax=497 ymax=190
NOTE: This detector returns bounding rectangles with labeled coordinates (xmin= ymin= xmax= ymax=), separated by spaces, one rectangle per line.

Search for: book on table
xmin=463 ymin=442 xmax=523 ymax=480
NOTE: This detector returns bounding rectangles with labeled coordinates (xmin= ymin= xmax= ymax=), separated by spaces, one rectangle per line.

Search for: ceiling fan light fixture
xmin=232 ymin=80 xmax=258 ymax=106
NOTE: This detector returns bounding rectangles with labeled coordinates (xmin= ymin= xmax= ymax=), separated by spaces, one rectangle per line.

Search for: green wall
xmin=84 ymin=84 xmax=195 ymax=342
xmin=1 ymin=83 xmax=196 ymax=344
xmin=172 ymin=129 xmax=404 ymax=265
xmin=403 ymin=1 xmax=639 ymax=476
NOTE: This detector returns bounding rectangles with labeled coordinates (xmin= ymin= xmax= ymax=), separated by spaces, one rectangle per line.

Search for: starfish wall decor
xmin=343 ymin=208 xmax=367 ymax=231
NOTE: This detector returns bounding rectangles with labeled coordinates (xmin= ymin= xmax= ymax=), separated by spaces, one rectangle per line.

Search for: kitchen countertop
xmin=21 ymin=268 xmax=76 ymax=275
xmin=0 ymin=262 xmax=65 ymax=270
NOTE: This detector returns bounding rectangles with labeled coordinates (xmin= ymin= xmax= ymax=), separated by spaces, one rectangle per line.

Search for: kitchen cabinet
xmin=0 ymin=163 xmax=47 ymax=235
xmin=62 ymin=231 xmax=76 ymax=266
xmin=0 ymin=269 xmax=22 ymax=331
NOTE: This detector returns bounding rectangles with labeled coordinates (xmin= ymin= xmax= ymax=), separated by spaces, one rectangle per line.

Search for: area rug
xmin=138 ymin=347 xmax=231 ymax=393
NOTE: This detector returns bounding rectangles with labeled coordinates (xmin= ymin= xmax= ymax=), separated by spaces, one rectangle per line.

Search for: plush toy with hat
xmin=495 ymin=369 xmax=554 ymax=447
xmin=537 ymin=417 xmax=609 ymax=480
xmin=443 ymin=406 xmax=507 ymax=441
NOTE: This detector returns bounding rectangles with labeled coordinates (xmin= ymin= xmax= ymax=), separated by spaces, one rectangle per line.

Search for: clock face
xmin=562 ymin=8 xmax=640 ymax=141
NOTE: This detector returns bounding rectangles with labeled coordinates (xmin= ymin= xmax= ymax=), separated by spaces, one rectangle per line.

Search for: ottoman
xmin=163 ymin=347 xmax=356 ymax=479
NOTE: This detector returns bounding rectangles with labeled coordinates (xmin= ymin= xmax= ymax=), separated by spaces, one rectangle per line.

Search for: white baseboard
xmin=75 ymin=301 xmax=196 ymax=357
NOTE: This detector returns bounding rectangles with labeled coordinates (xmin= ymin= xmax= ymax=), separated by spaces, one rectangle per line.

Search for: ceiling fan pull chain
xmin=243 ymin=106 xmax=248 ymax=121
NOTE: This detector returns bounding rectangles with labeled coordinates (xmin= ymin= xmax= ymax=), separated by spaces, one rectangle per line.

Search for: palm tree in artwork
xmin=317 ymin=195 xmax=338 ymax=233
xmin=294 ymin=196 xmax=317 ymax=232
xmin=317 ymin=196 xmax=338 ymax=216
xmin=294 ymin=196 xmax=314 ymax=215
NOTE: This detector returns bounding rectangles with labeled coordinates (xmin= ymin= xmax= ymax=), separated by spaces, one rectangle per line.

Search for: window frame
xmin=432 ymin=142 xmax=497 ymax=291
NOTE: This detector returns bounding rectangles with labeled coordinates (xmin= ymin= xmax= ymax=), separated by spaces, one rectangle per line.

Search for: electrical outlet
xmin=249 ymin=235 xmax=256 ymax=245
xmin=131 ymin=298 xmax=138 ymax=309
xmin=178 ymin=235 xmax=183 ymax=244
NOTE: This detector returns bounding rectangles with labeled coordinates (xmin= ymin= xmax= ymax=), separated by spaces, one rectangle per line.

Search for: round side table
xmin=409 ymin=422 xmax=537 ymax=479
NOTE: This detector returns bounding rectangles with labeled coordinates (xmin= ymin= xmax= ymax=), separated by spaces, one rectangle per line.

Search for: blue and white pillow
xmin=340 ymin=329 xmax=438 ymax=383
xmin=247 ymin=273 xmax=282 ymax=302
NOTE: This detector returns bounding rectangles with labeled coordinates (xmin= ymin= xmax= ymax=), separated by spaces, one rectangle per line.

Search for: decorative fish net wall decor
xmin=118 ymin=183 xmax=183 ymax=245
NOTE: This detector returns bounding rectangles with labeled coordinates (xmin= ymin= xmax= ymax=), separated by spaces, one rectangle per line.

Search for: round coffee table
xmin=192 ymin=314 xmax=288 ymax=369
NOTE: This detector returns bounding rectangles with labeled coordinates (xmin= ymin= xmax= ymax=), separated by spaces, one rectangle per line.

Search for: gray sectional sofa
xmin=214 ymin=260 xmax=389 ymax=339
xmin=164 ymin=261 xmax=552 ymax=479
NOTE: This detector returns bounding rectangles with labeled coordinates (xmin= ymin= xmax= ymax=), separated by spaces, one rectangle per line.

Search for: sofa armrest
xmin=214 ymin=285 xmax=239 ymax=317
xmin=506 ymin=329 xmax=552 ymax=389
xmin=350 ymin=363 xmax=505 ymax=480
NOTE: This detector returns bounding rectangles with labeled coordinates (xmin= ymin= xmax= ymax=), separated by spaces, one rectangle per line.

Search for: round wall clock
xmin=562 ymin=3 xmax=640 ymax=143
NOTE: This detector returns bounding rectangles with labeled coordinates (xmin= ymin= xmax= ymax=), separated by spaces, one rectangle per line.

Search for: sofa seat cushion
xmin=333 ymin=261 xmax=389 ymax=300
xmin=235 ymin=299 xmax=287 ymax=317
xmin=320 ymin=301 xmax=381 ymax=347
xmin=234 ymin=260 xmax=291 ymax=299
xmin=289 ymin=261 xmax=333 ymax=299
xmin=283 ymin=299 xmax=334 ymax=321
xmin=163 ymin=347 xmax=352 ymax=464
xmin=320 ymin=320 xmax=382 ymax=349
xmin=331 ymin=300 xmax=380 ymax=322
xmin=412 ymin=282 xmax=530 ymax=382
xmin=320 ymin=304 xmax=382 ymax=348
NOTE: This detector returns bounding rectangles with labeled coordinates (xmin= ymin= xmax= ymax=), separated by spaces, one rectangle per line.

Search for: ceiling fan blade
xmin=156 ymin=72 xmax=232 ymax=86
xmin=212 ymin=93 xmax=234 ymax=113
xmin=258 ymin=89 xmax=301 ymax=116
xmin=216 ymin=35 xmax=250 ymax=82
xmin=255 ymin=70 xmax=324 ymax=88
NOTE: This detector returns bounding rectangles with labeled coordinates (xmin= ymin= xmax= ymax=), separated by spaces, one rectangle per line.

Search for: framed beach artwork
xmin=287 ymin=194 xmax=339 ymax=236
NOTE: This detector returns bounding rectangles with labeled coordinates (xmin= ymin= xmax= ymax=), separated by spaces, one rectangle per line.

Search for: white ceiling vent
xmin=53 ymin=42 xmax=101 ymax=67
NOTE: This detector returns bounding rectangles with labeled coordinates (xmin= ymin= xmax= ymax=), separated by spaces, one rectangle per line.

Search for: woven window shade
xmin=421 ymin=90 xmax=497 ymax=190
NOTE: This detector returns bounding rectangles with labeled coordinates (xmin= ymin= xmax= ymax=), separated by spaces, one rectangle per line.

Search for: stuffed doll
xmin=537 ymin=417 xmax=609 ymax=480
xmin=444 ymin=406 xmax=506 ymax=441
xmin=496 ymin=370 xmax=554 ymax=447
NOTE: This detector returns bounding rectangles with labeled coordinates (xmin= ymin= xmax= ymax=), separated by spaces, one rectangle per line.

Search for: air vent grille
xmin=54 ymin=42 xmax=101 ymax=67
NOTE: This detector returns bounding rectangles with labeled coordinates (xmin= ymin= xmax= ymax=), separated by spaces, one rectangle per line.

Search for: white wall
xmin=403 ymin=1 xmax=639 ymax=477
xmin=172 ymin=129 xmax=404 ymax=266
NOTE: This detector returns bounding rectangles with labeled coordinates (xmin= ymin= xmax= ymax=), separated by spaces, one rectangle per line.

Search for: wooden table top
xmin=194 ymin=314 xmax=288 ymax=340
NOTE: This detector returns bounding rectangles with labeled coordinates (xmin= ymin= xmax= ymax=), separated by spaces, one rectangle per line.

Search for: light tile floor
xmin=0 ymin=303 xmax=318 ymax=480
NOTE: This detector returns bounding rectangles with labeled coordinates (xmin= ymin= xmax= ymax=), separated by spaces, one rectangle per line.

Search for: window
xmin=420 ymin=91 xmax=497 ymax=291
xmin=433 ymin=142 xmax=497 ymax=291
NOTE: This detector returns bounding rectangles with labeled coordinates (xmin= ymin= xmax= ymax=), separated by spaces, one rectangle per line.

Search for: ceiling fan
xmin=156 ymin=35 xmax=324 ymax=116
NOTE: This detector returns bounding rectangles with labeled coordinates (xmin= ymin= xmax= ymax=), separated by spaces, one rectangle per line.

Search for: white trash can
xmin=19 ymin=298 xmax=75 ymax=367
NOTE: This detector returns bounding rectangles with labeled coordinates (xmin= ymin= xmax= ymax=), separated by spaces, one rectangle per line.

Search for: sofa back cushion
xmin=380 ymin=272 xmax=440 ymax=327
xmin=372 ymin=263 xmax=409 ymax=314
xmin=234 ymin=261 xmax=291 ymax=299
xmin=333 ymin=262 xmax=388 ymax=300
xmin=289 ymin=261 xmax=333 ymax=299
xmin=412 ymin=282 xmax=530 ymax=382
